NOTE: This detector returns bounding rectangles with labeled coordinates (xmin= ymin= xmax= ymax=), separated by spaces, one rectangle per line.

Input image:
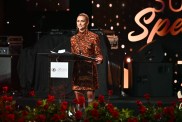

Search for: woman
xmin=70 ymin=13 xmax=103 ymax=104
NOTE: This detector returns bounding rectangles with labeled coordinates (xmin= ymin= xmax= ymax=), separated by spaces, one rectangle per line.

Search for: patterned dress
xmin=70 ymin=30 xmax=103 ymax=91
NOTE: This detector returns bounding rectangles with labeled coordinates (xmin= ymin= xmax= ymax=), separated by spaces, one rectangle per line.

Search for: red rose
xmin=93 ymin=102 xmax=99 ymax=109
xmin=29 ymin=90 xmax=35 ymax=97
xmin=154 ymin=113 xmax=162 ymax=120
xmin=91 ymin=109 xmax=99 ymax=119
xmin=157 ymin=101 xmax=163 ymax=107
xmin=51 ymin=114 xmax=61 ymax=121
xmin=136 ymin=100 xmax=143 ymax=106
xmin=75 ymin=110 xmax=82 ymax=120
xmin=2 ymin=86 xmax=8 ymax=92
xmin=73 ymin=98 xmax=78 ymax=104
xmin=6 ymin=114 xmax=15 ymax=121
xmin=22 ymin=110 xmax=29 ymax=116
xmin=7 ymin=96 xmax=13 ymax=102
xmin=44 ymin=104 xmax=49 ymax=110
xmin=5 ymin=105 xmax=12 ymax=111
xmin=127 ymin=117 xmax=138 ymax=122
xmin=77 ymin=96 xmax=86 ymax=106
xmin=36 ymin=114 xmax=46 ymax=122
xmin=60 ymin=113 xmax=66 ymax=120
xmin=60 ymin=101 xmax=68 ymax=111
xmin=144 ymin=93 xmax=150 ymax=100
xmin=110 ymin=109 xmax=119 ymax=119
xmin=139 ymin=105 xmax=147 ymax=114
xmin=2 ymin=95 xmax=8 ymax=101
xmin=98 ymin=95 xmax=105 ymax=103
xmin=47 ymin=95 xmax=55 ymax=103
xmin=36 ymin=100 xmax=43 ymax=106
xmin=107 ymin=103 xmax=114 ymax=111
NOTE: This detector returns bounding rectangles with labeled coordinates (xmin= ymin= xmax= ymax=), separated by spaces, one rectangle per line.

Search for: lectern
xmin=37 ymin=52 xmax=96 ymax=98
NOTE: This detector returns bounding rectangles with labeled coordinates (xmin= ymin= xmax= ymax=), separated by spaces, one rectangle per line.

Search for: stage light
xmin=116 ymin=22 xmax=120 ymax=26
xmin=109 ymin=3 xmax=112 ymax=7
xmin=6 ymin=21 xmax=10 ymax=24
xmin=122 ymin=3 xmax=125 ymax=7
xmin=121 ymin=44 xmax=125 ymax=49
xmin=174 ymin=71 xmax=178 ymax=75
xmin=116 ymin=15 xmax=119 ymax=18
xmin=129 ymin=48 xmax=133 ymax=52
xmin=96 ymin=4 xmax=100 ymax=8
xmin=177 ymin=61 xmax=182 ymax=64
xmin=126 ymin=57 xmax=131 ymax=63
xmin=110 ymin=26 xmax=114 ymax=30
xmin=35 ymin=2 xmax=38 ymax=6
xmin=164 ymin=52 xmax=167 ymax=56
xmin=91 ymin=23 xmax=94 ymax=27
xmin=174 ymin=79 xmax=178 ymax=83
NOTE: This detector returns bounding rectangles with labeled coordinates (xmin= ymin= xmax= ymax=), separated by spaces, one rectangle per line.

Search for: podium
xmin=37 ymin=52 xmax=96 ymax=98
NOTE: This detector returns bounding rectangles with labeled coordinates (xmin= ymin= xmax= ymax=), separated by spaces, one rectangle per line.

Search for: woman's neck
xmin=79 ymin=29 xmax=88 ymax=33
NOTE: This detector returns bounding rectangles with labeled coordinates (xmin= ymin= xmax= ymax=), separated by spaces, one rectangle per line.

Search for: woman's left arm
xmin=94 ymin=35 xmax=103 ymax=64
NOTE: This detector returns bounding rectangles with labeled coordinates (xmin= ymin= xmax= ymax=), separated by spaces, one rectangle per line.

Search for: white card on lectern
xmin=58 ymin=49 xmax=65 ymax=53
xmin=50 ymin=62 xmax=68 ymax=78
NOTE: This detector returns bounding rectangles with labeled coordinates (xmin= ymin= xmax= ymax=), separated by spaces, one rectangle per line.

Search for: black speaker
xmin=129 ymin=62 xmax=173 ymax=97
xmin=0 ymin=56 xmax=11 ymax=86
xmin=0 ymin=55 xmax=20 ymax=92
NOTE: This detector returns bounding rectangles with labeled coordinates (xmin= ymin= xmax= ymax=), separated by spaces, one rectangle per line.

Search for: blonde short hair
xmin=78 ymin=13 xmax=89 ymax=24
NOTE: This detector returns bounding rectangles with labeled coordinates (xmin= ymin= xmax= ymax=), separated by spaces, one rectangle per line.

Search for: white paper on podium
xmin=50 ymin=62 xmax=68 ymax=78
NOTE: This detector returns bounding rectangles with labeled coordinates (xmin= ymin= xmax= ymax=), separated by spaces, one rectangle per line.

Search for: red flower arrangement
xmin=1 ymin=87 xmax=182 ymax=122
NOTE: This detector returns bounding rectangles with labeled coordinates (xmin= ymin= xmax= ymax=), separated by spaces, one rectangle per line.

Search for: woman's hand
xmin=95 ymin=57 xmax=103 ymax=64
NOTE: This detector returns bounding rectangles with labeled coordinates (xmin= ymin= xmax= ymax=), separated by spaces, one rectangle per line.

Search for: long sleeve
xmin=94 ymin=35 xmax=103 ymax=60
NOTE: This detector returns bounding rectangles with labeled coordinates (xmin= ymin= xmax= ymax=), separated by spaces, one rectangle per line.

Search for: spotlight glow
xmin=91 ymin=23 xmax=94 ymax=27
xmin=96 ymin=4 xmax=100 ymax=8
xmin=110 ymin=26 xmax=114 ymax=30
xmin=164 ymin=52 xmax=167 ymax=56
xmin=122 ymin=3 xmax=125 ymax=7
xmin=174 ymin=80 xmax=178 ymax=83
xmin=109 ymin=3 xmax=112 ymax=7
xmin=121 ymin=44 xmax=125 ymax=49
xmin=126 ymin=57 xmax=131 ymax=63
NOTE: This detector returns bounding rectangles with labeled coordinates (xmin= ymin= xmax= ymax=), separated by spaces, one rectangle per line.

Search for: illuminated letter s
xmin=128 ymin=8 xmax=156 ymax=42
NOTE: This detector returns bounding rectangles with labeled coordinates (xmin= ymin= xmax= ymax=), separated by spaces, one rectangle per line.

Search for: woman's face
xmin=76 ymin=15 xmax=88 ymax=32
